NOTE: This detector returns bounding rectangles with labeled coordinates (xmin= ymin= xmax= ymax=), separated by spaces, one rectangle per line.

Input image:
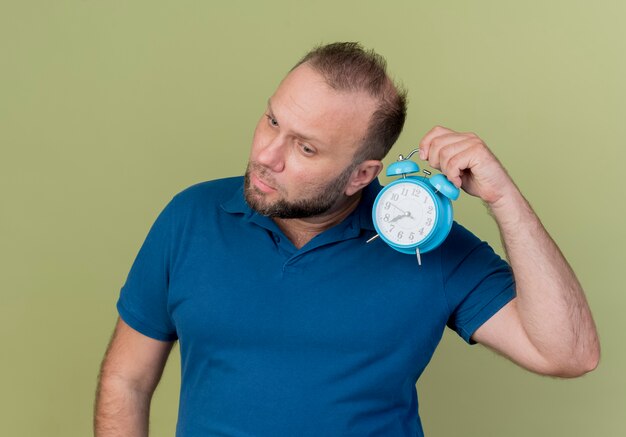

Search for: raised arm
xmin=419 ymin=126 xmax=600 ymax=377
xmin=94 ymin=317 xmax=175 ymax=436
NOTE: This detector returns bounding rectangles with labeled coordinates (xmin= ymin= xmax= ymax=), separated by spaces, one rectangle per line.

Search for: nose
xmin=255 ymin=132 xmax=286 ymax=173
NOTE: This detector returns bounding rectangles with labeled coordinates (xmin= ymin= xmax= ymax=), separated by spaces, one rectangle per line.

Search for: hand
xmin=389 ymin=212 xmax=412 ymax=223
xmin=390 ymin=203 xmax=413 ymax=216
xmin=418 ymin=125 xmax=516 ymax=205
xmin=388 ymin=204 xmax=414 ymax=222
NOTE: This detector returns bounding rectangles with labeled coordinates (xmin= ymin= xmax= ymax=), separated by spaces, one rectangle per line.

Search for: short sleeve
xmin=116 ymin=198 xmax=178 ymax=342
xmin=440 ymin=222 xmax=516 ymax=345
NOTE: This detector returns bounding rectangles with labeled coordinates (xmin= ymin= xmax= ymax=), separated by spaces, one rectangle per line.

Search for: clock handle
xmin=398 ymin=148 xmax=420 ymax=161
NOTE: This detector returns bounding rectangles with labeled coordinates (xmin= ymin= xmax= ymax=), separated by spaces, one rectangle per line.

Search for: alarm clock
xmin=370 ymin=149 xmax=460 ymax=265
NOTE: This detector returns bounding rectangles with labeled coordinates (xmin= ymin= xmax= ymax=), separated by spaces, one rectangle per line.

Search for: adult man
xmin=94 ymin=42 xmax=600 ymax=436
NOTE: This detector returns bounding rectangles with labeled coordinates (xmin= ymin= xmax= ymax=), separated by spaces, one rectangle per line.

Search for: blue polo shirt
xmin=117 ymin=176 xmax=516 ymax=437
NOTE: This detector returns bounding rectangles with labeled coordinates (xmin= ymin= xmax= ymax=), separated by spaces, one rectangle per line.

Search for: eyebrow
xmin=267 ymin=99 xmax=320 ymax=144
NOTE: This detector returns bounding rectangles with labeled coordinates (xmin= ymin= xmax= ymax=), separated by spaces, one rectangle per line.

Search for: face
xmin=244 ymin=64 xmax=378 ymax=219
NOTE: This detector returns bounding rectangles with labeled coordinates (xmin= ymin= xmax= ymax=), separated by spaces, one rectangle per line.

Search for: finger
xmin=425 ymin=133 xmax=475 ymax=169
xmin=441 ymin=142 xmax=483 ymax=188
xmin=428 ymin=139 xmax=476 ymax=186
xmin=438 ymin=137 xmax=482 ymax=174
xmin=418 ymin=125 xmax=456 ymax=160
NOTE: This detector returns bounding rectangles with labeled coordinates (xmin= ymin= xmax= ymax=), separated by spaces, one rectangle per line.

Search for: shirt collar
xmin=221 ymin=183 xmax=249 ymax=214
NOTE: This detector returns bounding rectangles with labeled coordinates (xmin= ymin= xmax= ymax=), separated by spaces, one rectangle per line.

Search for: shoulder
xmin=152 ymin=176 xmax=245 ymax=226
xmin=168 ymin=176 xmax=243 ymax=210
xmin=440 ymin=221 xmax=484 ymax=256
xmin=439 ymin=221 xmax=509 ymax=274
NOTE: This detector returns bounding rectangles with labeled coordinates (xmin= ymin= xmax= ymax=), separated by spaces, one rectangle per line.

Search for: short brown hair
xmin=291 ymin=42 xmax=407 ymax=161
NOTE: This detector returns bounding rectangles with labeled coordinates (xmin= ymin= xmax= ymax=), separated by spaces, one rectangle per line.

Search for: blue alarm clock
xmin=371 ymin=149 xmax=460 ymax=265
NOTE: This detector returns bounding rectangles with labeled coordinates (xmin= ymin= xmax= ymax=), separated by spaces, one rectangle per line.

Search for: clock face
xmin=374 ymin=181 xmax=438 ymax=246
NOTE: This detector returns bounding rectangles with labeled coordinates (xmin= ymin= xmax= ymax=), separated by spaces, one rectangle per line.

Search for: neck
xmin=273 ymin=192 xmax=362 ymax=249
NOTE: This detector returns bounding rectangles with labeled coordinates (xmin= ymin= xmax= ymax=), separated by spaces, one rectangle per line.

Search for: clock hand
xmin=389 ymin=211 xmax=414 ymax=223
xmin=389 ymin=203 xmax=407 ymax=214
xmin=389 ymin=203 xmax=417 ymax=221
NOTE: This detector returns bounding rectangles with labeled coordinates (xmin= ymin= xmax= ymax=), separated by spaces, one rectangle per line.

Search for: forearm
xmin=94 ymin=376 xmax=152 ymax=437
xmin=489 ymin=184 xmax=600 ymax=374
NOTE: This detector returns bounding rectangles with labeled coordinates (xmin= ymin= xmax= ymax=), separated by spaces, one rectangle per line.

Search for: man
xmin=94 ymin=42 xmax=600 ymax=436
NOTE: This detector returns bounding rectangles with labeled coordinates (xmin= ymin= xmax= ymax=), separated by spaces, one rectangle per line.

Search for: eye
xmin=265 ymin=114 xmax=278 ymax=127
xmin=299 ymin=143 xmax=316 ymax=156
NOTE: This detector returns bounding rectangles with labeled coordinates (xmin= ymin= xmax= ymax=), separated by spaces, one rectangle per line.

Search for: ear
xmin=345 ymin=160 xmax=383 ymax=196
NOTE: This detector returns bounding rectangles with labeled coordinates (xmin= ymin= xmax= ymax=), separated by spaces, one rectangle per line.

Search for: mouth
xmin=251 ymin=173 xmax=277 ymax=193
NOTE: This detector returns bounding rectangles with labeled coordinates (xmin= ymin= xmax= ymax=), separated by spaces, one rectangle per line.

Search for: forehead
xmin=270 ymin=64 xmax=378 ymax=153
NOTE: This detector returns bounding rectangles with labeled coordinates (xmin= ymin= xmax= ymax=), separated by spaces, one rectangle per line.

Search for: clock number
xmin=419 ymin=227 xmax=424 ymax=235
xmin=425 ymin=218 xmax=432 ymax=226
xmin=391 ymin=193 xmax=399 ymax=201
xmin=384 ymin=201 xmax=391 ymax=210
xmin=412 ymin=188 xmax=420 ymax=196
xmin=397 ymin=231 xmax=403 ymax=240
xmin=401 ymin=188 xmax=408 ymax=196
xmin=409 ymin=232 xmax=415 ymax=241
xmin=427 ymin=206 xmax=433 ymax=214
xmin=389 ymin=224 xmax=395 ymax=231
xmin=383 ymin=213 xmax=390 ymax=222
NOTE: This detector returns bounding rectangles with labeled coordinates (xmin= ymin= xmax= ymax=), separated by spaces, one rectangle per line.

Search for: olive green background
xmin=1 ymin=1 xmax=624 ymax=436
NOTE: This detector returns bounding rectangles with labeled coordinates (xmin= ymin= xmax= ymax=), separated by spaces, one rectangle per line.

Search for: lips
xmin=251 ymin=173 xmax=277 ymax=193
